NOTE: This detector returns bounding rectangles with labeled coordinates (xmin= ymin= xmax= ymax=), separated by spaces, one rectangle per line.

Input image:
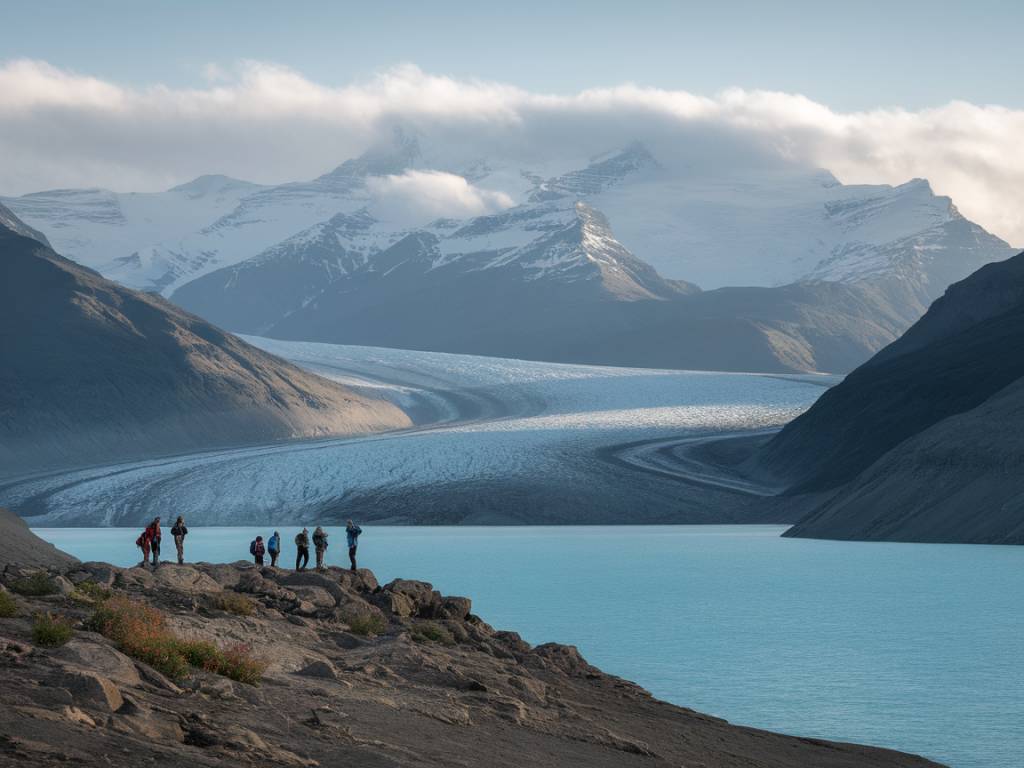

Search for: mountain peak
xmin=168 ymin=174 xmax=258 ymax=198
xmin=320 ymin=127 xmax=422 ymax=183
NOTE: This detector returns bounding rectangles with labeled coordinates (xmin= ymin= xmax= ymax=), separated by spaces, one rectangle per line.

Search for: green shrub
xmin=9 ymin=572 xmax=57 ymax=597
xmin=210 ymin=592 xmax=255 ymax=617
xmin=0 ymin=590 xmax=19 ymax=618
xmin=216 ymin=643 xmax=267 ymax=685
xmin=70 ymin=581 xmax=112 ymax=605
xmin=410 ymin=621 xmax=455 ymax=646
xmin=344 ymin=611 xmax=386 ymax=637
xmin=32 ymin=612 xmax=74 ymax=647
xmin=88 ymin=597 xmax=266 ymax=684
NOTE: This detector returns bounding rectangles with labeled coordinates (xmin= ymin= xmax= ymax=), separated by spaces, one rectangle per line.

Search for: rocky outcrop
xmin=0 ymin=559 xmax=942 ymax=767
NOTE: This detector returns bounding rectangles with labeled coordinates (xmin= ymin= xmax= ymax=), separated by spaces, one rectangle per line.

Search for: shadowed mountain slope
xmin=758 ymin=252 xmax=1024 ymax=543
xmin=0 ymin=222 xmax=410 ymax=480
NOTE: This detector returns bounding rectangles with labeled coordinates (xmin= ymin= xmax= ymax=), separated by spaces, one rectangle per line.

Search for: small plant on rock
xmin=344 ymin=610 xmax=386 ymax=637
xmin=217 ymin=643 xmax=267 ymax=685
xmin=410 ymin=621 xmax=456 ymax=646
xmin=87 ymin=597 xmax=266 ymax=684
xmin=9 ymin=572 xmax=58 ymax=597
xmin=0 ymin=590 xmax=19 ymax=618
xmin=70 ymin=580 xmax=112 ymax=605
xmin=210 ymin=591 xmax=255 ymax=617
xmin=32 ymin=612 xmax=74 ymax=647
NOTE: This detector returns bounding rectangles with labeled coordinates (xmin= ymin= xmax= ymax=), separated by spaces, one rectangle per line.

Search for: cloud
xmin=0 ymin=59 xmax=1022 ymax=245
xmin=366 ymin=170 xmax=514 ymax=225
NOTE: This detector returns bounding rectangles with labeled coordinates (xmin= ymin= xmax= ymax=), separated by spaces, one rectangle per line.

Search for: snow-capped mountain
xmin=2 ymin=132 xmax=1014 ymax=372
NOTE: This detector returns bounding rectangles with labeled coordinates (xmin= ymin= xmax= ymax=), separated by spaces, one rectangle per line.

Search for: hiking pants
xmin=151 ymin=539 xmax=161 ymax=565
xmin=174 ymin=535 xmax=185 ymax=564
xmin=349 ymin=545 xmax=358 ymax=571
xmin=254 ymin=555 xmax=264 ymax=566
xmin=296 ymin=547 xmax=309 ymax=571
xmin=270 ymin=550 xmax=279 ymax=567
xmin=315 ymin=547 xmax=326 ymax=569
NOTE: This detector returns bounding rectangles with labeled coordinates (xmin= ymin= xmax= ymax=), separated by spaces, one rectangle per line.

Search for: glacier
xmin=0 ymin=340 xmax=831 ymax=527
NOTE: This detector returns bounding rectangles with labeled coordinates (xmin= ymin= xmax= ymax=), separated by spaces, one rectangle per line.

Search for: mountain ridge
xmin=0 ymin=213 xmax=410 ymax=480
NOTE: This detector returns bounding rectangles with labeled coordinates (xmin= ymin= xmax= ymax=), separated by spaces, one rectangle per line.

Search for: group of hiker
xmin=135 ymin=517 xmax=363 ymax=572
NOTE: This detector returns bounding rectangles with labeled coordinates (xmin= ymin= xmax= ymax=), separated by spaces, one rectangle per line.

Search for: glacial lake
xmin=34 ymin=524 xmax=1024 ymax=768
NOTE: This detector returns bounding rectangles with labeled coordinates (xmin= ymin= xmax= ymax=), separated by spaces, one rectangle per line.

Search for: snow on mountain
xmin=0 ymin=179 xmax=263 ymax=288
xmin=6 ymin=135 xmax=1010 ymax=298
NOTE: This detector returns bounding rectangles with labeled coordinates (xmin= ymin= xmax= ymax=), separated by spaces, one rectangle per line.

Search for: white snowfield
xmin=0 ymin=340 xmax=832 ymax=526
xmin=2 ymin=135 xmax=1008 ymax=296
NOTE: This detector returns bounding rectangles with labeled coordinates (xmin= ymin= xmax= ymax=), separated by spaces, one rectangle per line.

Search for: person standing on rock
xmin=146 ymin=517 xmax=162 ymax=567
xmin=312 ymin=526 xmax=329 ymax=570
xmin=136 ymin=527 xmax=151 ymax=567
xmin=250 ymin=535 xmax=266 ymax=566
xmin=267 ymin=531 xmax=281 ymax=567
xmin=346 ymin=520 xmax=362 ymax=572
xmin=171 ymin=516 xmax=188 ymax=564
xmin=295 ymin=528 xmax=310 ymax=571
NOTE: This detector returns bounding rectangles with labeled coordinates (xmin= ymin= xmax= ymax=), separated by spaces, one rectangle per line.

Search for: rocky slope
xmin=0 ymin=545 xmax=942 ymax=766
xmin=0 ymin=220 xmax=410 ymax=480
xmin=0 ymin=508 xmax=76 ymax=569
xmin=758 ymin=251 xmax=1024 ymax=542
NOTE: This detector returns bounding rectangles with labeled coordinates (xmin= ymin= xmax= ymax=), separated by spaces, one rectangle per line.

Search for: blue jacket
xmin=267 ymin=534 xmax=280 ymax=554
xmin=346 ymin=525 xmax=362 ymax=548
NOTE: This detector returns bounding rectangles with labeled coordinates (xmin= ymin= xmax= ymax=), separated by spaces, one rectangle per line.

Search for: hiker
xmin=346 ymin=520 xmax=363 ymax=572
xmin=295 ymin=528 xmax=310 ymax=571
xmin=312 ymin=526 xmax=329 ymax=570
xmin=136 ymin=527 xmax=151 ymax=567
xmin=171 ymin=516 xmax=188 ymax=564
xmin=146 ymin=517 xmax=162 ymax=567
xmin=268 ymin=531 xmax=281 ymax=567
xmin=250 ymin=535 xmax=266 ymax=566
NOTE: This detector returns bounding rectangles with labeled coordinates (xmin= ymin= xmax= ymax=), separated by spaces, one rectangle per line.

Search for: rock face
xmin=0 ymin=508 xmax=77 ymax=569
xmin=0 ymin=559 xmax=943 ymax=768
xmin=0 ymin=217 xmax=410 ymax=480
xmin=759 ymin=251 xmax=1024 ymax=543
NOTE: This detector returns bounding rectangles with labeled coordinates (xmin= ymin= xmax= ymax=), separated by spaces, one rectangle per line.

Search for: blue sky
xmin=3 ymin=0 xmax=1021 ymax=111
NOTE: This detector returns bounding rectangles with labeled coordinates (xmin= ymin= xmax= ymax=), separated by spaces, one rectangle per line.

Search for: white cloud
xmin=366 ymin=170 xmax=514 ymax=225
xmin=0 ymin=59 xmax=1022 ymax=245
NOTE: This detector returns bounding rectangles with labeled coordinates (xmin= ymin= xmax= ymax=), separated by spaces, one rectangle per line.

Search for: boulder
xmin=384 ymin=579 xmax=442 ymax=617
xmin=277 ymin=571 xmax=349 ymax=604
xmin=151 ymin=566 xmax=222 ymax=595
xmin=72 ymin=562 xmax=118 ymax=588
xmin=118 ymin=566 xmax=155 ymax=589
xmin=196 ymin=563 xmax=244 ymax=589
xmin=297 ymin=659 xmax=338 ymax=680
xmin=374 ymin=591 xmax=415 ymax=618
xmin=291 ymin=586 xmax=336 ymax=609
xmin=54 ymin=640 xmax=142 ymax=687
xmin=438 ymin=596 xmax=472 ymax=621
xmin=56 ymin=669 xmax=124 ymax=712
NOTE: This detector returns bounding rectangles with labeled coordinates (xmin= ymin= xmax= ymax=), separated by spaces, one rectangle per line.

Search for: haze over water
xmin=37 ymin=524 xmax=1024 ymax=768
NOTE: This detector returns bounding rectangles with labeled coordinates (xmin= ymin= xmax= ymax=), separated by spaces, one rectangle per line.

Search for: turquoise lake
xmin=34 ymin=524 xmax=1024 ymax=768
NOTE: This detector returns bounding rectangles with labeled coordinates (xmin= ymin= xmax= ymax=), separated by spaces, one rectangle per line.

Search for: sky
xmin=1 ymin=0 xmax=1022 ymax=243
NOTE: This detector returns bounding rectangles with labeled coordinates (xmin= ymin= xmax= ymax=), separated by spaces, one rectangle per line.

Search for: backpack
xmin=249 ymin=540 xmax=258 ymax=556
xmin=295 ymin=533 xmax=306 ymax=547
xmin=268 ymin=536 xmax=279 ymax=554
xmin=136 ymin=533 xmax=146 ymax=548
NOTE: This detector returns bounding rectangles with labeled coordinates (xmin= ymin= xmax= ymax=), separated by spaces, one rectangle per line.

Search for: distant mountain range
xmin=3 ymin=134 xmax=1015 ymax=373
xmin=0 ymin=210 xmax=409 ymax=480
xmin=759 ymin=250 xmax=1024 ymax=543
